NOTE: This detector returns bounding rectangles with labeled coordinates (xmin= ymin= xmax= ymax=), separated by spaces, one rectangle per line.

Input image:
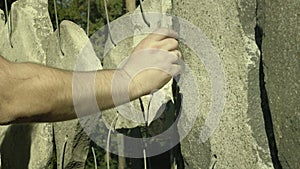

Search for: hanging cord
xmin=53 ymin=0 xmax=64 ymax=55
xmin=103 ymin=0 xmax=116 ymax=46
xmin=209 ymin=155 xmax=218 ymax=169
xmin=106 ymin=113 xmax=119 ymax=169
xmin=91 ymin=146 xmax=98 ymax=169
xmin=138 ymin=98 xmax=148 ymax=169
xmin=86 ymin=0 xmax=90 ymax=36
xmin=84 ymin=2 xmax=97 ymax=168
xmin=136 ymin=1 xmax=153 ymax=165
xmin=61 ymin=135 xmax=68 ymax=169
xmin=138 ymin=0 xmax=150 ymax=27
xmin=138 ymin=94 xmax=153 ymax=169
xmin=4 ymin=0 xmax=13 ymax=48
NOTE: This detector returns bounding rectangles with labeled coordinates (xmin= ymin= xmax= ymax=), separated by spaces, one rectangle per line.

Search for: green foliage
xmin=48 ymin=0 xmax=124 ymax=36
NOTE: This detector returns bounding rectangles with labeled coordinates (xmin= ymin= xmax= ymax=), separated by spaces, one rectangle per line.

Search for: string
xmin=4 ymin=0 xmax=13 ymax=47
xmin=138 ymin=0 xmax=150 ymax=27
xmin=87 ymin=0 xmax=90 ymax=35
xmin=53 ymin=0 xmax=64 ymax=55
xmin=61 ymin=135 xmax=68 ymax=169
xmin=91 ymin=146 xmax=98 ymax=169
xmin=103 ymin=0 xmax=116 ymax=46
xmin=106 ymin=113 xmax=119 ymax=169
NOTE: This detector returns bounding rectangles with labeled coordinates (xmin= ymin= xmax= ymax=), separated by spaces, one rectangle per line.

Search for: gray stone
xmin=0 ymin=1 xmax=53 ymax=169
xmin=173 ymin=0 xmax=273 ymax=168
xmin=0 ymin=0 xmax=53 ymax=63
xmin=258 ymin=1 xmax=300 ymax=168
xmin=0 ymin=124 xmax=53 ymax=169
xmin=46 ymin=20 xmax=102 ymax=169
xmin=0 ymin=9 xmax=4 ymax=32
xmin=101 ymin=0 xmax=174 ymax=130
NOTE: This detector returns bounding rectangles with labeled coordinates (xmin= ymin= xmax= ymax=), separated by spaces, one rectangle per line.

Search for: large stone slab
xmin=258 ymin=0 xmax=300 ymax=168
xmin=0 ymin=0 xmax=52 ymax=63
xmin=0 ymin=9 xmax=4 ymax=33
xmin=46 ymin=20 xmax=102 ymax=169
xmin=102 ymin=0 xmax=174 ymax=130
xmin=0 ymin=1 xmax=53 ymax=169
xmin=173 ymin=0 xmax=273 ymax=168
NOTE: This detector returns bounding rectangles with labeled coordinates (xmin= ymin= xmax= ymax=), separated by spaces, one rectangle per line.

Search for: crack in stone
xmin=255 ymin=1 xmax=283 ymax=168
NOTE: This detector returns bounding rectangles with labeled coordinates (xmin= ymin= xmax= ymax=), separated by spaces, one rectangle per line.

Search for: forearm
xmin=0 ymin=28 xmax=180 ymax=124
xmin=0 ymin=62 xmax=74 ymax=124
xmin=68 ymin=69 xmax=143 ymax=118
xmin=0 ymin=61 xmax=142 ymax=124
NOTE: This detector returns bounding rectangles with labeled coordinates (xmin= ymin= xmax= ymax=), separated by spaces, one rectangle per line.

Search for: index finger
xmin=150 ymin=28 xmax=179 ymax=41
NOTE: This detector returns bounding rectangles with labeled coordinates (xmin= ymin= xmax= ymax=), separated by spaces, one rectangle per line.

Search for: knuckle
xmin=169 ymin=38 xmax=179 ymax=49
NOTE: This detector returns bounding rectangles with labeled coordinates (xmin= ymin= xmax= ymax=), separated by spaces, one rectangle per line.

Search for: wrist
xmin=117 ymin=69 xmax=146 ymax=100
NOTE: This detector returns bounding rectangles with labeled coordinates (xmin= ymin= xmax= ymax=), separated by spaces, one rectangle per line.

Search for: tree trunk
xmin=125 ymin=0 xmax=136 ymax=12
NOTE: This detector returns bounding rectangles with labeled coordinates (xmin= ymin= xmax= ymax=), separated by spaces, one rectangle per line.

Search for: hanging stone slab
xmin=46 ymin=20 xmax=102 ymax=169
xmin=173 ymin=0 xmax=273 ymax=168
xmin=0 ymin=0 xmax=52 ymax=63
xmin=258 ymin=0 xmax=300 ymax=168
xmin=0 ymin=9 xmax=4 ymax=33
xmin=0 ymin=1 xmax=53 ymax=169
xmin=101 ymin=0 xmax=174 ymax=131
xmin=0 ymin=8 xmax=9 ymax=144
xmin=131 ymin=0 xmax=174 ymax=127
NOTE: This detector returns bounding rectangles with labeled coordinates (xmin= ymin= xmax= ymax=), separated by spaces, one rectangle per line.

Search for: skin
xmin=0 ymin=28 xmax=181 ymax=125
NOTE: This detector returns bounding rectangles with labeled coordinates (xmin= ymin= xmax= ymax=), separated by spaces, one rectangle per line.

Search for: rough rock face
xmin=0 ymin=9 xmax=4 ymax=32
xmin=46 ymin=20 xmax=101 ymax=169
xmin=102 ymin=0 xmax=174 ymax=129
xmin=172 ymin=0 xmax=273 ymax=168
xmin=258 ymin=0 xmax=300 ymax=168
xmin=0 ymin=1 xmax=53 ymax=169
xmin=0 ymin=0 xmax=52 ymax=63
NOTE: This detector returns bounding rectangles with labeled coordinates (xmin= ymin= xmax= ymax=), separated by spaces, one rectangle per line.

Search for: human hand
xmin=122 ymin=28 xmax=182 ymax=96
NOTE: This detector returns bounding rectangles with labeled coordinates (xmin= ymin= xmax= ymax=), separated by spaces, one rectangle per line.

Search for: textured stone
xmin=0 ymin=0 xmax=53 ymax=63
xmin=101 ymin=0 xmax=174 ymax=129
xmin=258 ymin=0 xmax=300 ymax=168
xmin=46 ymin=20 xmax=102 ymax=169
xmin=173 ymin=0 xmax=273 ymax=168
xmin=0 ymin=1 xmax=53 ymax=169
xmin=0 ymin=9 xmax=4 ymax=32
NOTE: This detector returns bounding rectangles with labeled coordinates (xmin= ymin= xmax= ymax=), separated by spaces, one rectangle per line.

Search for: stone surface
xmin=101 ymin=0 xmax=174 ymax=129
xmin=46 ymin=20 xmax=102 ymax=169
xmin=0 ymin=9 xmax=4 ymax=32
xmin=0 ymin=1 xmax=53 ymax=169
xmin=0 ymin=0 xmax=52 ymax=63
xmin=173 ymin=0 xmax=273 ymax=168
xmin=258 ymin=0 xmax=300 ymax=168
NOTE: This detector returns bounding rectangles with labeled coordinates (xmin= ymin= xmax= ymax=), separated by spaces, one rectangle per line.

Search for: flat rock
xmin=0 ymin=1 xmax=53 ymax=169
xmin=173 ymin=0 xmax=273 ymax=168
xmin=259 ymin=0 xmax=300 ymax=168
xmin=101 ymin=0 xmax=174 ymax=130
xmin=46 ymin=20 xmax=102 ymax=169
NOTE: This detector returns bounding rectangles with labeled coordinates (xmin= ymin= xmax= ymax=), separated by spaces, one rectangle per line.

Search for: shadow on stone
xmin=1 ymin=124 xmax=32 ymax=169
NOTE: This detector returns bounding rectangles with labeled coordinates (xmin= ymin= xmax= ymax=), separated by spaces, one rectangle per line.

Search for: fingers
xmin=165 ymin=50 xmax=182 ymax=76
xmin=150 ymin=28 xmax=178 ymax=41
xmin=170 ymin=50 xmax=182 ymax=60
xmin=166 ymin=50 xmax=182 ymax=65
xmin=169 ymin=64 xmax=181 ymax=76
xmin=157 ymin=38 xmax=179 ymax=51
xmin=134 ymin=28 xmax=179 ymax=52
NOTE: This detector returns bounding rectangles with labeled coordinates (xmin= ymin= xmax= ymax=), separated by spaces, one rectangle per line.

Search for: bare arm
xmin=0 ymin=28 xmax=181 ymax=124
xmin=0 ymin=61 xmax=138 ymax=123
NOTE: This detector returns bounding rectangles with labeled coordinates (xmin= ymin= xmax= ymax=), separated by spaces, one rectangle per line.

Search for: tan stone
xmin=173 ymin=0 xmax=273 ymax=168
xmin=259 ymin=0 xmax=300 ymax=168
xmin=46 ymin=20 xmax=102 ymax=169
xmin=0 ymin=1 xmax=53 ymax=169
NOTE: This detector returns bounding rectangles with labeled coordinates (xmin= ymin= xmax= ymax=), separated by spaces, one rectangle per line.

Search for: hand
xmin=122 ymin=28 xmax=182 ymax=96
